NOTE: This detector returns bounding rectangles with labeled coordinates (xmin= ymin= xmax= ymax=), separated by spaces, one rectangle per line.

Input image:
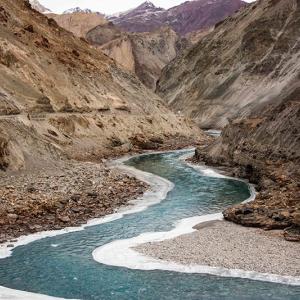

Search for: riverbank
xmin=0 ymin=135 xmax=202 ymax=245
xmin=192 ymin=147 xmax=300 ymax=242
xmin=192 ymin=102 xmax=300 ymax=241
xmin=135 ymin=220 xmax=300 ymax=278
xmin=0 ymin=159 xmax=148 ymax=244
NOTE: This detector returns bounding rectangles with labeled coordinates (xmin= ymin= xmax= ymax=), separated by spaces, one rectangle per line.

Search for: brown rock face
xmin=0 ymin=0 xmax=204 ymax=171
xmin=47 ymin=11 xmax=107 ymax=38
xmin=86 ymin=21 xmax=122 ymax=45
xmin=87 ymin=24 xmax=188 ymax=89
xmin=187 ymin=0 xmax=300 ymax=240
xmin=109 ymin=0 xmax=246 ymax=36
xmin=195 ymin=88 xmax=300 ymax=240
xmin=157 ymin=0 xmax=300 ymax=129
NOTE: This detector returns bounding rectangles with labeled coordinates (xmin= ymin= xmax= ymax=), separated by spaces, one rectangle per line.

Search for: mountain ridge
xmin=109 ymin=0 xmax=247 ymax=35
xmin=63 ymin=7 xmax=94 ymax=14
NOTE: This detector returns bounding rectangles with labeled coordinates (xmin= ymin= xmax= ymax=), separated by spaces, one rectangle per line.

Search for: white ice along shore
xmin=0 ymin=152 xmax=175 ymax=299
xmin=93 ymin=153 xmax=300 ymax=286
xmin=1 ymin=149 xmax=299 ymax=300
xmin=0 ymin=286 xmax=77 ymax=300
xmin=0 ymin=154 xmax=174 ymax=260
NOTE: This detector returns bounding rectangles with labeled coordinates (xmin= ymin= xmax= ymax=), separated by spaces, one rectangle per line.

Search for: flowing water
xmin=0 ymin=151 xmax=299 ymax=299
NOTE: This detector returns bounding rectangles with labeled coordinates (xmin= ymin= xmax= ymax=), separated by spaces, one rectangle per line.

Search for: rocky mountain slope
xmin=109 ymin=0 xmax=246 ymax=35
xmin=196 ymin=84 xmax=300 ymax=240
xmin=157 ymin=0 xmax=300 ymax=129
xmin=0 ymin=0 xmax=204 ymax=172
xmin=47 ymin=11 xmax=107 ymax=38
xmin=28 ymin=1 xmax=245 ymax=90
xmin=185 ymin=27 xmax=213 ymax=44
xmin=26 ymin=4 xmax=190 ymax=89
xmin=86 ymin=22 xmax=123 ymax=46
xmin=190 ymin=0 xmax=300 ymax=240
xmin=87 ymin=24 xmax=188 ymax=89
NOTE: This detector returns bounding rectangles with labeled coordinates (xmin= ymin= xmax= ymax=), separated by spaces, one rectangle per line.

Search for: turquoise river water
xmin=0 ymin=151 xmax=299 ymax=299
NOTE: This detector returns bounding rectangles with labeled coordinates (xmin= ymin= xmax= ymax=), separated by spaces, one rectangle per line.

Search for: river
xmin=0 ymin=151 xmax=299 ymax=299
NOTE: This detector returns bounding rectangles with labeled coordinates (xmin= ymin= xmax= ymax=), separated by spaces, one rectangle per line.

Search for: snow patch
xmin=0 ymin=286 xmax=76 ymax=300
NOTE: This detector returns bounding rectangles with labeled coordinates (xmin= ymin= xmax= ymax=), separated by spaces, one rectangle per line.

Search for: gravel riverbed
xmin=135 ymin=220 xmax=300 ymax=277
xmin=0 ymin=160 xmax=148 ymax=244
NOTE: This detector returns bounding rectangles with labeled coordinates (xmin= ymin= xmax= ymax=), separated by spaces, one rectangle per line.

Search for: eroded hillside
xmin=157 ymin=0 xmax=300 ymax=128
xmin=189 ymin=0 xmax=300 ymax=240
xmin=87 ymin=24 xmax=188 ymax=89
xmin=196 ymin=85 xmax=300 ymax=239
xmin=0 ymin=0 xmax=203 ymax=171
xmin=48 ymin=11 xmax=107 ymax=38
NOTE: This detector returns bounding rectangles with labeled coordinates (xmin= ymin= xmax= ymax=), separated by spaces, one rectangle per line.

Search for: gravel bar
xmin=135 ymin=220 xmax=300 ymax=277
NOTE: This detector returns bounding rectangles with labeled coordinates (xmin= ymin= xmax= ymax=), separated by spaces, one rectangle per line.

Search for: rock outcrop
xmin=87 ymin=24 xmax=188 ymax=89
xmin=194 ymin=65 xmax=300 ymax=240
xmin=47 ymin=11 xmax=107 ymax=38
xmin=0 ymin=0 xmax=204 ymax=171
xmin=40 ymin=11 xmax=189 ymax=90
xmin=157 ymin=0 xmax=300 ymax=129
xmin=86 ymin=21 xmax=123 ymax=46
xmin=109 ymin=0 xmax=246 ymax=36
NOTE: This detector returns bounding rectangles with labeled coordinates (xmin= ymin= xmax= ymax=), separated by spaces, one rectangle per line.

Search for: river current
xmin=0 ymin=151 xmax=299 ymax=299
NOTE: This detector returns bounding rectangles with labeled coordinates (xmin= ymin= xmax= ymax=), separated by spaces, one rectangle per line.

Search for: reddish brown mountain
xmin=109 ymin=0 xmax=246 ymax=35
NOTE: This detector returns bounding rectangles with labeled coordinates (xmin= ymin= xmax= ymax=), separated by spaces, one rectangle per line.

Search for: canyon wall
xmin=0 ymin=0 xmax=203 ymax=171
xmin=157 ymin=0 xmax=300 ymax=129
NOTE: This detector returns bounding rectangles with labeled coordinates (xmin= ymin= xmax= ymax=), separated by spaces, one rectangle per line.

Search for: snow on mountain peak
xmin=29 ymin=0 xmax=51 ymax=13
xmin=63 ymin=7 xmax=93 ymax=14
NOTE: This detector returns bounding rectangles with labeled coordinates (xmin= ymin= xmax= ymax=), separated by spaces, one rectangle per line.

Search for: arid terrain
xmin=157 ymin=0 xmax=300 ymax=129
xmin=0 ymin=0 xmax=206 ymax=171
xmin=0 ymin=0 xmax=207 ymax=242
xmin=88 ymin=24 xmax=188 ymax=89
xmin=48 ymin=11 xmax=107 ymax=38
xmin=30 ymin=1 xmax=247 ymax=90
xmin=195 ymin=93 xmax=300 ymax=240
xmin=171 ymin=0 xmax=300 ymax=242
xmin=0 ymin=160 xmax=147 ymax=243
xmin=1 ymin=0 xmax=299 ymax=266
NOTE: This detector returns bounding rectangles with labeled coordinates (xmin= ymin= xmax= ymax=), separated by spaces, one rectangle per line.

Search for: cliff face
xmin=196 ymin=87 xmax=300 ymax=238
xmin=86 ymin=22 xmax=122 ymax=46
xmin=109 ymin=0 xmax=246 ymax=36
xmin=87 ymin=24 xmax=188 ymax=89
xmin=157 ymin=0 xmax=300 ymax=129
xmin=47 ymin=12 xmax=107 ymax=38
xmin=41 ymin=11 xmax=189 ymax=90
xmin=0 ymin=0 xmax=204 ymax=171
